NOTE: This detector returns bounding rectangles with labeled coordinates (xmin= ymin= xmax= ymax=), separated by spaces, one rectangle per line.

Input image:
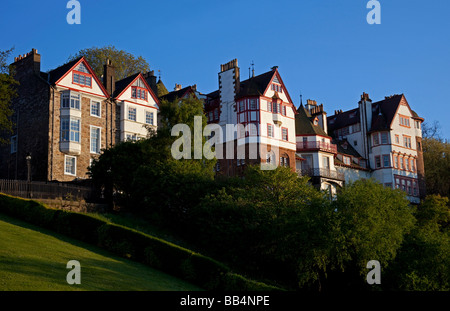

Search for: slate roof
xmin=295 ymin=104 xmax=330 ymax=137
xmin=160 ymin=86 xmax=196 ymax=102
xmin=327 ymin=94 xmax=423 ymax=135
xmin=45 ymin=57 xmax=83 ymax=85
xmin=113 ymin=72 xmax=140 ymax=98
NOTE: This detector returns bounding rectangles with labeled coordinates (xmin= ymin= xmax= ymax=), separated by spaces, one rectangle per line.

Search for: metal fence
xmin=0 ymin=179 xmax=95 ymax=202
xmin=297 ymin=168 xmax=345 ymax=181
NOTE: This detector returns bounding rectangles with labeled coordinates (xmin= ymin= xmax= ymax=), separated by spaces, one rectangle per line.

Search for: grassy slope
xmin=0 ymin=213 xmax=202 ymax=291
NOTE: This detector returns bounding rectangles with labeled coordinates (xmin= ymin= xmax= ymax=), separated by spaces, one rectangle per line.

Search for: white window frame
xmin=64 ymin=155 xmax=77 ymax=176
xmin=90 ymin=126 xmax=101 ymax=154
xmin=61 ymin=91 xmax=81 ymax=110
xmin=145 ymin=111 xmax=154 ymax=125
xmin=128 ymin=107 xmax=137 ymax=121
xmin=90 ymin=100 xmax=101 ymax=117
xmin=61 ymin=117 xmax=81 ymax=143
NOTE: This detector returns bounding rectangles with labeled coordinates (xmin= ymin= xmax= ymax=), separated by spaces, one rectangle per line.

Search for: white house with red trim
xmin=327 ymin=93 xmax=425 ymax=203
xmin=113 ymin=73 xmax=159 ymax=141
xmin=204 ymin=59 xmax=297 ymax=176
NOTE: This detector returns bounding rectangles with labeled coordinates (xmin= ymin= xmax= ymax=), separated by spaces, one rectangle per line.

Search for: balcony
xmin=296 ymin=141 xmax=337 ymax=154
xmin=297 ymin=168 xmax=345 ymax=181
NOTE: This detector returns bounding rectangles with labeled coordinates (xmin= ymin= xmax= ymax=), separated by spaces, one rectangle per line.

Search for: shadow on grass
xmin=0 ymin=213 xmax=203 ymax=291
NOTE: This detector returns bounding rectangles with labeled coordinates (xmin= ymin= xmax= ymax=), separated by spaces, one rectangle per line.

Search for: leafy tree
xmin=422 ymin=137 xmax=450 ymax=198
xmin=190 ymin=166 xmax=334 ymax=289
xmin=385 ymin=195 xmax=449 ymax=290
xmin=0 ymin=48 xmax=18 ymax=144
xmin=68 ymin=45 xmax=150 ymax=81
xmin=89 ymin=95 xmax=216 ymax=214
xmin=330 ymin=179 xmax=415 ymax=289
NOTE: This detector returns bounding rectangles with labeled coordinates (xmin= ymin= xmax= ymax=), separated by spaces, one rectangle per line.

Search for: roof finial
xmin=158 ymin=69 xmax=161 ymax=81
xmin=300 ymin=93 xmax=303 ymax=107
xmin=251 ymin=61 xmax=255 ymax=78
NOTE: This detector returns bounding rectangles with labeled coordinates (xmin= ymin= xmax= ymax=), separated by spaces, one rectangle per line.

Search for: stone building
xmin=0 ymin=49 xmax=116 ymax=182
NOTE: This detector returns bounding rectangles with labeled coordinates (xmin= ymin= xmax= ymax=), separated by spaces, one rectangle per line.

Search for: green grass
xmin=0 ymin=213 xmax=203 ymax=291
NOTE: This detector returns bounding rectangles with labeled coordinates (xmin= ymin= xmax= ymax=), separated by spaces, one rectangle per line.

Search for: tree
xmin=0 ymin=48 xmax=18 ymax=144
xmin=68 ymin=45 xmax=150 ymax=81
xmin=385 ymin=195 xmax=449 ymax=290
xmin=88 ymin=95 xmax=216 ymax=214
xmin=190 ymin=166 xmax=334 ymax=289
xmin=422 ymin=125 xmax=450 ymax=197
xmin=330 ymin=179 xmax=415 ymax=290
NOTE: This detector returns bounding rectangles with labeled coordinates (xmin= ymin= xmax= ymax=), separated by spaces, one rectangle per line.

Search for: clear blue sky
xmin=1 ymin=0 xmax=449 ymax=138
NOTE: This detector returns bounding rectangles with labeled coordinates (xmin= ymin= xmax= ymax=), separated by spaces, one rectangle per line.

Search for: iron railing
xmin=0 ymin=179 xmax=94 ymax=201
xmin=297 ymin=168 xmax=345 ymax=181
xmin=296 ymin=141 xmax=337 ymax=154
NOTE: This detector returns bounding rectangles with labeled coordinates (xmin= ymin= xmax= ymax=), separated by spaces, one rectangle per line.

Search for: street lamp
xmin=26 ymin=153 xmax=32 ymax=182
xmin=26 ymin=153 xmax=32 ymax=198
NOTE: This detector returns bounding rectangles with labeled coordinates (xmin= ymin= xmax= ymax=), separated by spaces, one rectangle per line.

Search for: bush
xmin=0 ymin=193 xmax=281 ymax=291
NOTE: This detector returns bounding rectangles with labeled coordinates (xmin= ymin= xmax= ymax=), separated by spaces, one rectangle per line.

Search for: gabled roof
xmin=369 ymin=94 xmax=403 ymax=133
xmin=334 ymin=139 xmax=363 ymax=158
xmin=327 ymin=94 xmax=423 ymax=135
xmin=160 ymin=86 xmax=197 ymax=102
xmin=236 ymin=70 xmax=274 ymax=98
xmin=113 ymin=72 xmax=159 ymax=104
xmin=113 ymin=73 xmax=140 ymax=98
xmin=46 ymin=57 xmax=82 ymax=85
xmin=327 ymin=107 xmax=360 ymax=134
xmin=295 ymin=104 xmax=330 ymax=137
xmin=46 ymin=57 xmax=109 ymax=97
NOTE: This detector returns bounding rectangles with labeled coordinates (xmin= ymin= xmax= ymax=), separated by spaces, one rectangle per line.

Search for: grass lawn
xmin=0 ymin=213 xmax=203 ymax=291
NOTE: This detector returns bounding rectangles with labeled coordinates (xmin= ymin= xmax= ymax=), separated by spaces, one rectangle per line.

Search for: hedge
xmin=0 ymin=194 xmax=282 ymax=291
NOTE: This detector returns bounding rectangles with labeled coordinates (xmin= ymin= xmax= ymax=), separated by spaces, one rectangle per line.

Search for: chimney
xmin=174 ymin=83 xmax=182 ymax=91
xmin=143 ymin=70 xmax=157 ymax=95
xmin=358 ymin=92 xmax=373 ymax=160
xmin=219 ymin=59 xmax=240 ymax=103
xmin=305 ymin=99 xmax=317 ymax=113
xmin=103 ymin=59 xmax=115 ymax=97
xmin=12 ymin=48 xmax=41 ymax=77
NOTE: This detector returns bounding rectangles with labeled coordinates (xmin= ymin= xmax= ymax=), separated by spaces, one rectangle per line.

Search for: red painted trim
xmin=115 ymin=73 xmax=160 ymax=106
xmin=54 ymin=58 xmax=110 ymax=98
xmin=56 ymin=85 xmax=107 ymax=98
xmin=262 ymin=70 xmax=297 ymax=113
xmin=121 ymin=99 xmax=159 ymax=109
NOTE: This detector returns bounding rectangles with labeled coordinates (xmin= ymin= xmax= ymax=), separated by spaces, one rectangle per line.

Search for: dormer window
xmin=313 ymin=117 xmax=319 ymax=126
xmin=131 ymin=86 xmax=148 ymax=101
xmin=73 ymin=63 xmax=92 ymax=88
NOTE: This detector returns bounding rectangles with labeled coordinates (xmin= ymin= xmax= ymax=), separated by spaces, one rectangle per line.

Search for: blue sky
xmin=1 ymin=0 xmax=449 ymax=138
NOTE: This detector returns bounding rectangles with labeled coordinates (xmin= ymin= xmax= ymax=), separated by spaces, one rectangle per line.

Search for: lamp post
xmin=26 ymin=153 xmax=31 ymax=198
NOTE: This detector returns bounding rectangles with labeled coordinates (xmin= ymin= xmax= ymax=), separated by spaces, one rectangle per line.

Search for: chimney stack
xmin=103 ymin=59 xmax=115 ymax=97
xmin=174 ymin=83 xmax=182 ymax=91
xmin=143 ymin=70 xmax=157 ymax=95
xmin=219 ymin=59 xmax=240 ymax=102
xmin=12 ymin=48 xmax=41 ymax=76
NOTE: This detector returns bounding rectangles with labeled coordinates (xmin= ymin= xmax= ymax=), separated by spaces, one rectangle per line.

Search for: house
xmin=0 ymin=49 xmax=116 ymax=182
xmin=204 ymin=59 xmax=297 ymax=176
xmin=295 ymin=100 xmax=344 ymax=197
xmin=327 ymin=92 xmax=425 ymax=203
xmin=111 ymin=68 xmax=160 ymax=142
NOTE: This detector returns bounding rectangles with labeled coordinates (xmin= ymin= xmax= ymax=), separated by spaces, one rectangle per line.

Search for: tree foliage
xmin=386 ymin=195 xmax=450 ymax=291
xmin=0 ymin=48 xmax=19 ymax=144
xmin=68 ymin=45 xmax=150 ymax=81
xmin=89 ymin=96 xmax=216 ymax=214
xmin=422 ymin=136 xmax=450 ymax=198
